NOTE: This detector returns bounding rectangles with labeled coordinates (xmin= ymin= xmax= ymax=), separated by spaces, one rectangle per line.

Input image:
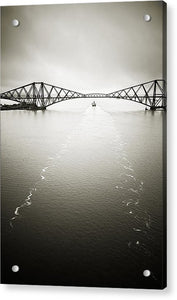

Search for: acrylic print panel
xmin=0 ymin=1 xmax=166 ymax=289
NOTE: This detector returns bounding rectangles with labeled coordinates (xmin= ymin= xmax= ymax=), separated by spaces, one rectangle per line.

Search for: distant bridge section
xmin=0 ymin=79 xmax=166 ymax=110
xmin=107 ymin=79 xmax=166 ymax=110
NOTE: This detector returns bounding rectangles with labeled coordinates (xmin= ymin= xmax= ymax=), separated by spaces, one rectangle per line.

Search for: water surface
xmin=1 ymin=100 xmax=165 ymax=288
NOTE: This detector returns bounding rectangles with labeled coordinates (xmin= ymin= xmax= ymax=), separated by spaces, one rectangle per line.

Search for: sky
xmin=1 ymin=1 xmax=165 ymax=94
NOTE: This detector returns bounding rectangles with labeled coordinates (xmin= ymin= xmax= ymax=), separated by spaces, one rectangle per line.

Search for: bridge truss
xmin=0 ymin=79 xmax=166 ymax=110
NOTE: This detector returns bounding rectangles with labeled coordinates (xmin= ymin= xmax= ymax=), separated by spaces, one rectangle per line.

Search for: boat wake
xmin=9 ymin=106 xmax=152 ymax=262
xmin=113 ymin=135 xmax=152 ymax=257
xmin=9 ymin=146 xmax=66 ymax=228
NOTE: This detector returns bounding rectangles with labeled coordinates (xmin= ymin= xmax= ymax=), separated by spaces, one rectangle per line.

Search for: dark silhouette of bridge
xmin=0 ymin=79 xmax=166 ymax=110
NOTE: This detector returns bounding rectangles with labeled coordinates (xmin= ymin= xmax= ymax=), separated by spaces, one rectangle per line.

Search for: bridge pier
xmin=150 ymin=106 xmax=166 ymax=111
xmin=33 ymin=106 xmax=46 ymax=110
xmin=150 ymin=106 xmax=156 ymax=111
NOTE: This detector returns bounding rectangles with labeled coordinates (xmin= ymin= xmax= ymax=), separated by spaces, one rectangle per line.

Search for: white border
xmin=0 ymin=0 xmax=177 ymax=299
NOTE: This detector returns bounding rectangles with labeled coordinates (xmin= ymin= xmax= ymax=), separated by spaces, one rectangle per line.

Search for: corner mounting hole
xmin=12 ymin=19 xmax=20 ymax=27
xmin=12 ymin=265 xmax=19 ymax=272
xmin=143 ymin=269 xmax=151 ymax=277
xmin=144 ymin=14 xmax=151 ymax=22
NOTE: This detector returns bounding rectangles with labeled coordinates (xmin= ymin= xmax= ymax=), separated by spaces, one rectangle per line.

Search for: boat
xmin=92 ymin=101 xmax=96 ymax=107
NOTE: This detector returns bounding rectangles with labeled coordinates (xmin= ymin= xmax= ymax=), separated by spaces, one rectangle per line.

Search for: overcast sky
xmin=1 ymin=1 xmax=165 ymax=93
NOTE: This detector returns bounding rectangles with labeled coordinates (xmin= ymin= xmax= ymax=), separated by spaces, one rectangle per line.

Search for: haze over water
xmin=1 ymin=100 xmax=165 ymax=288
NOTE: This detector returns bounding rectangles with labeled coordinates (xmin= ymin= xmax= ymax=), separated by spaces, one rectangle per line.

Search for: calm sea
xmin=1 ymin=99 xmax=166 ymax=288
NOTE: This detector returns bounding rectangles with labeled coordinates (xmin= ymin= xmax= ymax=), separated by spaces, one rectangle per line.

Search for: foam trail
xmin=126 ymin=201 xmax=133 ymax=206
xmin=133 ymin=228 xmax=142 ymax=232
xmin=126 ymin=174 xmax=135 ymax=179
xmin=14 ymin=207 xmax=20 ymax=216
xmin=114 ymin=131 xmax=151 ymax=257
xmin=124 ymin=165 xmax=134 ymax=172
xmin=9 ymin=164 xmax=50 ymax=228
xmin=9 ymin=130 xmax=74 ymax=229
xmin=145 ymin=214 xmax=151 ymax=229
xmin=129 ymin=188 xmax=139 ymax=194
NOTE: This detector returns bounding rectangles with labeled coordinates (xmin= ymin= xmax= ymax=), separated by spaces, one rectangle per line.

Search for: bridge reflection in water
xmin=0 ymin=79 xmax=166 ymax=110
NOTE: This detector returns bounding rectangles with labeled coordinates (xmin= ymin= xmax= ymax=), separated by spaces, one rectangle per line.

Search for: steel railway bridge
xmin=0 ymin=79 xmax=166 ymax=110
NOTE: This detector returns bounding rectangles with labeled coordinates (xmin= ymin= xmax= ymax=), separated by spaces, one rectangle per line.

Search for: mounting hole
xmin=143 ymin=269 xmax=151 ymax=277
xmin=144 ymin=14 xmax=151 ymax=22
xmin=12 ymin=19 xmax=20 ymax=27
xmin=12 ymin=265 xmax=19 ymax=272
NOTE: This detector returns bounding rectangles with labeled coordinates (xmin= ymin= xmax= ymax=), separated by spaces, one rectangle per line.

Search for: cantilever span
xmin=0 ymin=79 xmax=166 ymax=110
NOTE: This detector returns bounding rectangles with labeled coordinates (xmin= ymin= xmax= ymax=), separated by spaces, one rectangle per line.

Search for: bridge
xmin=0 ymin=79 xmax=166 ymax=110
